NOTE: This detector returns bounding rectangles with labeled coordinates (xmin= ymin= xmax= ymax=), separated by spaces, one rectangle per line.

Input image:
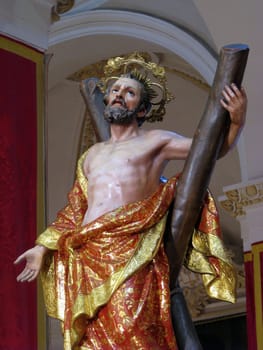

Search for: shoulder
xmin=144 ymin=129 xmax=192 ymax=160
xmin=144 ymin=128 xmax=187 ymax=142
xmin=85 ymin=142 xmax=102 ymax=158
xmin=82 ymin=142 xmax=103 ymax=169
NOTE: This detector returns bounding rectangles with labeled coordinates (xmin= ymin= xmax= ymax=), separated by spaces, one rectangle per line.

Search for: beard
xmin=103 ymin=104 xmax=139 ymax=125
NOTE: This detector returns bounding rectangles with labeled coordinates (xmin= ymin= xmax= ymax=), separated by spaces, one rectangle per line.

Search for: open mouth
xmin=112 ymin=100 xmax=125 ymax=107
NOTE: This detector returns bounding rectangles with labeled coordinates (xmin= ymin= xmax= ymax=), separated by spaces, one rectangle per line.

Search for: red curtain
xmin=0 ymin=37 xmax=42 ymax=350
xmin=244 ymin=243 xmax=263 ymax=350
xmin=244 ymin=252 xmax=257 ymax=350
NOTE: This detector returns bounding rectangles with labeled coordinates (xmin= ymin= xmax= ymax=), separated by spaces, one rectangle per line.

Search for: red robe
xmin=37 ymin=152 xmax=236 ymax=350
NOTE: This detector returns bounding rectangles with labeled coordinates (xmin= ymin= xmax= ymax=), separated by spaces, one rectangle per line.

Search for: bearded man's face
xmin=104 ymin=77 xmax=142 ymax=125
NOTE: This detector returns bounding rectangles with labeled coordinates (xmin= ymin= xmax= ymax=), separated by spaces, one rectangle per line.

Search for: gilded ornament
xmin=51 ymin=0 xmax=75 ymax=22
xmin=220 ymin=181 xmax=263 ymax=217
xmin=98 ymin=52 xmax=174 ymax=123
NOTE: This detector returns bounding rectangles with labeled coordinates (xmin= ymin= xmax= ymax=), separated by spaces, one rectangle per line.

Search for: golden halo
xmin=98 ymin=52 xmax=174 ymax=122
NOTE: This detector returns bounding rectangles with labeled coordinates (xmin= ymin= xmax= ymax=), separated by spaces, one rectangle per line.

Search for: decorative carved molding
xmin=48 ymin=10 xmax=217 ymax=85
xmin=179 ymin=266 xmax=210 ymax=318
xmin=219 ymin=181 xmax=263 ymax=217
xmin=51 ymin=0 xmax=75 ymax=22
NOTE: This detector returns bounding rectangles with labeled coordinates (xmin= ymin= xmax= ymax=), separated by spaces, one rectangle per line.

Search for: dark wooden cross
xmin=80 ymin=44 xmax=249 ymax=349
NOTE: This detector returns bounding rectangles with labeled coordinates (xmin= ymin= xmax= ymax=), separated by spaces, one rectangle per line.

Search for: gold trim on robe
xmin=185 ymin=191 xmax=237 ymax=303
xmin=37 ymin=151 xmax=236 ymax=349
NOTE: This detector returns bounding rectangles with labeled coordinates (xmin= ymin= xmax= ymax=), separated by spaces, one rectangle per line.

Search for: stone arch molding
xmin=48 ymin=9 xmax=217 ymax=84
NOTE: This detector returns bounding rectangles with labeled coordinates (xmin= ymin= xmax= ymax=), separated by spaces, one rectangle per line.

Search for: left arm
xmin=219 ymin=84 xmax=247 ymax=157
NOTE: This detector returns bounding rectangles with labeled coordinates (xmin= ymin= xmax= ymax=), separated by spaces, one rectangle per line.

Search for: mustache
xmin=103 ymin=105 xmax=137 ymax=125
xmin=111 ymin=98 xmax=126 ymax=107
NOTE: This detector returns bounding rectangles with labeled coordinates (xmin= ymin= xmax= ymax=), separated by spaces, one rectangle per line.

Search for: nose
xmin=116 ymin=87 xmax=124 ymax=98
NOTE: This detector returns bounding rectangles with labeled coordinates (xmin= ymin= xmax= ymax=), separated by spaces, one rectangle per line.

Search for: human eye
xmin=111 ymin=86 xmax=118 ymax=93
xmin=128 ymin=90 xmax=135 ymax=96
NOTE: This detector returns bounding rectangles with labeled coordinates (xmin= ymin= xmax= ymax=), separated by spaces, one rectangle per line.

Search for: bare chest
xmin=87 ymin=142 xmax=151 ymax=178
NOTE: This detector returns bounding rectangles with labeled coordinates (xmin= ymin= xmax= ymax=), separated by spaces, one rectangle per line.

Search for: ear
xmin=137 ymin=110 xmax=146 ymax=118
xmin=137 ymin=105 xmax=147 ymax=118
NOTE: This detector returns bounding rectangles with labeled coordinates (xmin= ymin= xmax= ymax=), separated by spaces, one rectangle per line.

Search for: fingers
xmin=28 ymin=270 xmax=39 ymax=282
xmin=15 ymin=247 xmax=44 ymax=283
xmin=17 ymin=267 xmax=38 ymax=282
xmin=223 ymin=83 xmax=246 ymax=100
xmin=222 ymin=84 xmax=238 ymax=103
xmin=220 ymin=83 xmax=246 ymax=110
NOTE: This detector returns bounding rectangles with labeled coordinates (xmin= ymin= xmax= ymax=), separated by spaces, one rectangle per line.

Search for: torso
xmin=82 ymin=128 xmax=190 ymax=225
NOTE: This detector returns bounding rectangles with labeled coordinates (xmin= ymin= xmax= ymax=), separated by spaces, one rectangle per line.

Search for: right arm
xmin=14 ymin=245 xmax=48 ymax=282
xmin=15 ymin=150 xmax=89 ymax=282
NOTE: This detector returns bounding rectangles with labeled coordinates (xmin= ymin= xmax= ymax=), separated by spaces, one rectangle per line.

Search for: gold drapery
xmin=37 ymin=151 xmax=236 ymax=349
